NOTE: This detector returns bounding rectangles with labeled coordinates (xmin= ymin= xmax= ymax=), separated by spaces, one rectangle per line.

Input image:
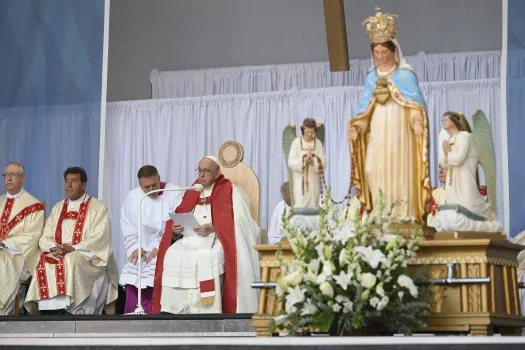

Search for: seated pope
xmin=25 ymin=167 xmax=119 ymax=315
xmin=153 ymin=156 xmax=261 ymax=314
xmin=0 ymin=162 xmax=45 ymax=315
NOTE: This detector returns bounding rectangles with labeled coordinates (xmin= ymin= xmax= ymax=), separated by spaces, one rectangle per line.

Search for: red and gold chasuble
xmin=0 ymin=198 xmax=44 ymax=241
xmin=36 ymin=198 xmax=92 ymax=299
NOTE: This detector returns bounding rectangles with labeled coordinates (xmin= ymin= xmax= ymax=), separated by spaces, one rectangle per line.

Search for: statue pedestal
xmin=251 ymin=233 xmax=525 ymax=336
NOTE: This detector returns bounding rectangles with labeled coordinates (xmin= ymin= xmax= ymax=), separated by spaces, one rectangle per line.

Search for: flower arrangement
xmin=270 ymin=189 xmax=430 ymax=336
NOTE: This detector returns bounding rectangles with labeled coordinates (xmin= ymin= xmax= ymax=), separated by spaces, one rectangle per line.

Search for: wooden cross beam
xmin=323 ymin=0 xmax=349 ymax=72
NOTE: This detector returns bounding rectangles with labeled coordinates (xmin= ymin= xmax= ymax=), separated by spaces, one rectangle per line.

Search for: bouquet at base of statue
xmin=270 ymin=189 xmax=430 ymax=336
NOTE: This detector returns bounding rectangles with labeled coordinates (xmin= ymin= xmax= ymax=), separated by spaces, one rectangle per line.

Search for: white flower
xmin=283 ymin=270 xmax=303 ymax=286
xmin=274 ymin=315 xmax=287 ymax=325
xmin=333 ymin=270 xmax=353 ymax=291
xmin=319 ymin=282 xmax=334 ymax=299
xmin=344 ymin=300 xmax=354 ymax=311
xmin=276 ymin=283 xmax=284 ymax=297
xmin=300 ymin=299 xmax=319 ymax=316
xmin=332 ymin=303 xmax=342 ymax=312
xmin=322 ymin=261 xmax=334 ymax=277
xmin=307 ymin=259 xmax=320 ymax=275
xmin=398 ymin=291 xmax=404 ymax=300
xmin=377 ymin=296 xmax=389 ymax=311
xmin=285 ymin=299 xmax=298 ymax=314
xmin=369 ymin=296 xmax=380 ymax=308
xmin=397 ymin=274 xmax=418 ymax=298
xmin=333 ymin=222 xmax=356 ymax=245
xmin=316 ymin=243 xmax=327 ymax=261
xmin=361 ymin=272 xmax=377 ymax=289
xmin=335 ymin=295 xmax=349 ymax=304
xmin=355 ymin=246 xmax=387 ymax=269
xmin=375 ymin=283 xmax=385 ymax=297
xmin=380 ymin=233 xmax=397 ymax=243
xmin=285 ymin=285 xmax=307 ymax=308
xmin=339 ymin=249 xmax=348 ymax=267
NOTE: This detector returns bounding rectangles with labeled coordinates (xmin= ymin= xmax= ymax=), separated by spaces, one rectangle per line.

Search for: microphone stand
xmin=128 ymin=185 xmax=203 ymax=315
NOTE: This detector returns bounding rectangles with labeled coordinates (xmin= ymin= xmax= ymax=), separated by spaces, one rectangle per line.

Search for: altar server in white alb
xmin=119 ymin=165 xmax=181 ymax=314
xmin=267 ymin=182 xmax=291 ymax=244
xmin=0 ymin=162 xmax=44 ymax=315
xmin=25 ymin=167 xmax=119 ymax=315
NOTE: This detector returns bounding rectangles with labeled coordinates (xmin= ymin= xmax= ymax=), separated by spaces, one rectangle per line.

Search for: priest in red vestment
xmin=152 ymin=156 xmax=260 ymax=314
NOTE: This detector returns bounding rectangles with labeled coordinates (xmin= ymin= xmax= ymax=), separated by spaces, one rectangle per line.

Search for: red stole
xmin=152 ymin=175 xmax=237 ymax=314
xmin=36 ymin=197 xmax=92 ymax=299
xmin=0 ymin=198 xmax=44 ymax=240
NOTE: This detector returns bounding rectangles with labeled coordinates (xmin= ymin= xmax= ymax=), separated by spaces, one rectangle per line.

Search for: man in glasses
xmin=0 ymin=162 xmax=44 ymax=315
xmin=119 ymin=165 xmax=181 ymax=314
xmin=153 ymin=156 xmax=260 ymax=314
xmin=25 ymin=167 xmax=118 ymax=315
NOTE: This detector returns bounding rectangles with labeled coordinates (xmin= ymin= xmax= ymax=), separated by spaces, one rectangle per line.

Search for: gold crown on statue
xmin=363 ymin=7 xmax=398 ymax=43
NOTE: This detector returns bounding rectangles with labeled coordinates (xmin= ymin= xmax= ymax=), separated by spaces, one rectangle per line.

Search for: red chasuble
xmin=152 ymin=175 xmax=237 ymax=314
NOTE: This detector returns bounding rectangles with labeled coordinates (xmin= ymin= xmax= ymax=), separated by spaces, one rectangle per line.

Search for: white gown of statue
xmin=435 ymin=131 xmax=502 ymax=232
xmin=288 ymin=137 xmax=326 ymax=208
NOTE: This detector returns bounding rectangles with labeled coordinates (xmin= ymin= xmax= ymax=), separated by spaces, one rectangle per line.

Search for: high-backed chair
xmin=217 ymin=140 xmax=266 ymax=243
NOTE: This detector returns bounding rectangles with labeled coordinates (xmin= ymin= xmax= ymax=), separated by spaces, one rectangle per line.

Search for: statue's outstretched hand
xmin=349 ymin=126 xmax=360 ymax=141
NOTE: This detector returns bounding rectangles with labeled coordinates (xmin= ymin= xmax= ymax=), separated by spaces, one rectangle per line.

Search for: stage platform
xmin=0 ymin=314 xmax=524 ymax=349
xmin=0 ymin=314 xmax=254 ymax=337
xmin=0 ymin=335 xmax=524 ymax=349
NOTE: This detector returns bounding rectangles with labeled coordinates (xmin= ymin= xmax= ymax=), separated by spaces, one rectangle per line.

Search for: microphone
xmin=127 ymin=183 xmax=204 ymax=315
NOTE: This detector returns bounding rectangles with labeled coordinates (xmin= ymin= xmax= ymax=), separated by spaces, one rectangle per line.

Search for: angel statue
xmin=433 ymin=110 xmax=503 ymax=232
xmin=348 ymin=8 xmax=430 ymax=225
xmin=283 ymin=118 xmax=326 ymax=209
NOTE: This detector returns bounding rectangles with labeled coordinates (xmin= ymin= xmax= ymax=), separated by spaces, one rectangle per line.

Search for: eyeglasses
xmin=195 ymin=168 xmax=217 ymax=175
xmin=2 ymin=173 xmax=24 ymax=178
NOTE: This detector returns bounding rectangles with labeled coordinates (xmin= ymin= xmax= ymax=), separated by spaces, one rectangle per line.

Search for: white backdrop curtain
xmin=106 ymin=78 xmax=501 ymax=271
xmin=150 ymin=51 xmax=501 ymax=99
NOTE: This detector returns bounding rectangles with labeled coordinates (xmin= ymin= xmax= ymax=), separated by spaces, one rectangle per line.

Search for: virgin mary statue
xmin=348 ymin=9 xmax=431 ymax=224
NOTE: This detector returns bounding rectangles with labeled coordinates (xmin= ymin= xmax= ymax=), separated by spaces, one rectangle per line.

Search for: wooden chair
xmin=217 ymin=140 xmax=266 ymax=244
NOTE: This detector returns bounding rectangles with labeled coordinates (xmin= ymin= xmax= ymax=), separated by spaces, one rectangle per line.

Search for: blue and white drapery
xmin=0 ymin=0 xmax=106 ymax=213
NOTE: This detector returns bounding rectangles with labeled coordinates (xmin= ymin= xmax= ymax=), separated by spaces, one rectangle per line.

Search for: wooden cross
xmin=323 ymin=0 xmax=349 ymax=72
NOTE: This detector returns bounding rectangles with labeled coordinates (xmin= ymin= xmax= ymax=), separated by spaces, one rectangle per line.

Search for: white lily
xmin=333 ymin=270 xmax=353 ymax=291
xmin=355 ymin=246 xmax=387 ymax=269
xmin=333 ymin=222 xmax=356 ymax=245
xmin=286 ymin=285 xmax=307 ymax=308
xmin=300 ymin=299 xmax=319 ymax=316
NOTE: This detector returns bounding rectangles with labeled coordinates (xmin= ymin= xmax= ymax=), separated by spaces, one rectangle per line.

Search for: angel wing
xmin=282 ymin=124 xmax=297 ymax=206
xmin=471 ymin=109 xmax=497 ymax=213
xmin=316 ymin=123 xmax=325 ymax=146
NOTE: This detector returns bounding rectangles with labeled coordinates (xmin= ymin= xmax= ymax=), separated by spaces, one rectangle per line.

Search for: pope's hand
xmin=172 ymin=222 xmax=184 ymax=233
xmin=349 ymin=126 xmax=360 ymax=141
xmin=413 ymin=122 xmax=424 ymax=135
xmin=193 ymin=223 xmax=215 ymax=237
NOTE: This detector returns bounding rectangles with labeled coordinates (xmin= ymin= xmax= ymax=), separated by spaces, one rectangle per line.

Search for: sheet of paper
xmin=169 ymin=212 xmax=199 ymax=237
